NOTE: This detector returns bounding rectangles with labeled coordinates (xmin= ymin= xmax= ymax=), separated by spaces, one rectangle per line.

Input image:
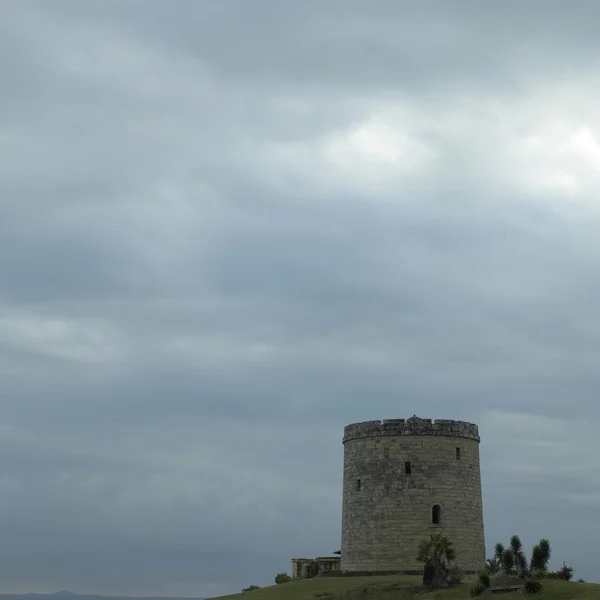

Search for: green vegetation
xmin=524 ymin=580 xmax=542 ymax=594
xmin=491 ymin=535 xmax=574 ymax=582
xmin=417 ymin=532 xmax=456 ymax=588
xmin=477 ymin=571 xmax=490 ymax=589
xmin=530 ymin=539 xmax=551 ymax=571
xmin=448 ymin=566 xmax=462 ymax=585
xmin=230 ymin=533 xmax=580 ymax=600
xmin=216 ymin=575 xmax=600 ymax=600
xmin=417 ymin=532 xmax=456 ymax=565
xmin=485 ymin=558 xmax=500 ymax=574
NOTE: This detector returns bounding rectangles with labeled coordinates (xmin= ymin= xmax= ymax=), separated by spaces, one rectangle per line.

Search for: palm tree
xmin=509 ymin=535 xmax=523 ymax=559
xmin=530 ymin=545 xmax=545 ymax=570
xmin=486 ymin=558 xmax=500 ymax=574
xmin=417 ymin=532 xmax=456 ymax=567
xmin=494 ymin=542 xmax=505 ymax=562
xmin=417 ymin=533 xmax=456 ymax=588
xmin=538 ymin=539 xmax=551 ymax=570
xmin=509 ymin=535 xmax=528 ymax=576
xmin=501 ymin=548 xmax=514 ymax=574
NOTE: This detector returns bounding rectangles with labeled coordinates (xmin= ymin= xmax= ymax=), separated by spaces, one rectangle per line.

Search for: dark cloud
xmin=2 ymin=0 xmax=600 ymax=595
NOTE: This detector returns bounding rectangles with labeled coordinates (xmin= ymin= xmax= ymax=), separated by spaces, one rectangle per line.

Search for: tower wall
xmin=340 ymin=417 xmax=485 ymax=573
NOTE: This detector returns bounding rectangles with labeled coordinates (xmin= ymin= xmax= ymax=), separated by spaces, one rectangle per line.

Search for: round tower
xmin=340 ymin=416 xmax=485 ymax=574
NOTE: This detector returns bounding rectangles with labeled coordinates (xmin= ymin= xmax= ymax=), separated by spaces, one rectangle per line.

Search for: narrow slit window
xmin=432 ymin=504 xmax=441 ymax=525
xmin=456 ymin=447 xmax=461 ymax=460
xmin=356 ymin=479 xmax=361 ymax=491
xmin=404 ymin=461 xmax=411 ymax=475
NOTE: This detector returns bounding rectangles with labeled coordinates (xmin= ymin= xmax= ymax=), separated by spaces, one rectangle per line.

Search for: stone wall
xmin=340 ymin=416 xmax=485 ymax=574
xmin=342 ymin=418 xmax=480 ymax=443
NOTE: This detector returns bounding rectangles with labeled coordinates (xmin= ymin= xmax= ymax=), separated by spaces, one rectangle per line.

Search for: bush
xmin=274 ymin=573 xmax=291 ymax=584
xmin=491 ymin=572 xmax=523 ymax=588
xmin=531 ymin=569 xmax=547 ymax=579
xmin=524 ymin=580 xmax=542 ymax=594
xmin=448 ymin=565 xmax=462 ymax=584
xmin=556 ymin=562 xmax=574 ymax=581
xmin=478 ymin=571 xmax=491 ymax=588
xmin=241 ymin=586 xmax=260 ymax=592
xmin=470 ymin=583 xmax=485 ymax=597
xmin=547 ymin=563 xmax=574 ymax=581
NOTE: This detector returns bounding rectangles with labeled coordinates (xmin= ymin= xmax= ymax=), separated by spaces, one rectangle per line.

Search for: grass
xmin=211 ymin=575 xmax=600 ymax=600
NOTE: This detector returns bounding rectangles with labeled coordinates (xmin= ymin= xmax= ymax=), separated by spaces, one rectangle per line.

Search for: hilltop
xmin=211 ymin=574 xmax=600 ymax=600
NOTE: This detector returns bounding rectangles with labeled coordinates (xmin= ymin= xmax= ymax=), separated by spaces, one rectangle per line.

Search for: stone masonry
xmin=340 ymin=416 xmax=485 ymax=574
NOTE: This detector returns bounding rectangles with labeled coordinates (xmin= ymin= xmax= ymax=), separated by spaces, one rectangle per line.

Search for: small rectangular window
xmin=456 ymin=447 xmax=461 ymax=460
xmin=356 ymin=479 xmax=361 ymax=491
xmin=404 ymin=461 xmax=411 ymax=475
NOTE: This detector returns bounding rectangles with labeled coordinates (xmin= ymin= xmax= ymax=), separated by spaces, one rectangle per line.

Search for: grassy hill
xmin=0 ymin=594 xmax=205 ymax=600
xmin=0 ymin=593 xmax=205 ymax=600
xmin=211 ymin=575 xmax=600 ymax=600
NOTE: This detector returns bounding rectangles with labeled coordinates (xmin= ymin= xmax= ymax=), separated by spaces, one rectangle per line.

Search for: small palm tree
xmin=417 ymin=533 xmax=456 ymax=589
xmin=509 ymin=535 xmax=523 ymax=558
xmin=486 ymin=558 xmax=500 ymax=574
xmin=494 ymin=542 xmax=505 ymax=562
xmin=417 ymin=532 xmax=456 ymax=567
xmin=515 ymin=551 xmax=528 ymax=577
xmin=530 ymin=544 xmax=545 ymax=570
xmin=538 ymin=539 xmax=551 ymax=569
xmin=501 ymin=548 xmax=514 ymax=574
xmin=509 ymin=535 xmax=528 ymax=576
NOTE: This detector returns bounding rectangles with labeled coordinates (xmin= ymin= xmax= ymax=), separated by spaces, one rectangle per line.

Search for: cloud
xmin=2 ymin=0 xmax=600 ymax=595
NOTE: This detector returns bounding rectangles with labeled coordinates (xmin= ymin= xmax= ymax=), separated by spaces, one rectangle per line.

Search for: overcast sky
xmin=2 ymin=0 xmax=600 ymax=596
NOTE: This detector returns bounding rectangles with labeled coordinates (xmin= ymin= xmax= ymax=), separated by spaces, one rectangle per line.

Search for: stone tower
xmin=340 ymin=417 xmax=485 ymax=573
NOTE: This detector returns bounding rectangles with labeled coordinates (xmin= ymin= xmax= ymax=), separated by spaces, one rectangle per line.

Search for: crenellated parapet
xmin=342 ymin=416 xmax=480 ymax=443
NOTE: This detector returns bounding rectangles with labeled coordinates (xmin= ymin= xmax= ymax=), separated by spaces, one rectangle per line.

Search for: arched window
xmin=432 ymin=504 xmax=441 ymax=525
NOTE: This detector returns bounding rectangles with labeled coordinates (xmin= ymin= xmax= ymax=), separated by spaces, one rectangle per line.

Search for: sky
xmin=2 ymin=0 xmax=600 ymax=596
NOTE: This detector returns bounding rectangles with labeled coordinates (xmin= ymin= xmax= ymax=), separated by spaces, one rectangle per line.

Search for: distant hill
xmin=0 ymin=592 xmax=205 ymax=600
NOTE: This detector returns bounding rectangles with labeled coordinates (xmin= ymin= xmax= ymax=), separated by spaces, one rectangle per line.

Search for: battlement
xmin=342 ymin=416 xmax=480 ymax=443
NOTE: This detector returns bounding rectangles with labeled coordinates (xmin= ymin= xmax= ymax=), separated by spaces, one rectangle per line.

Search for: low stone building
xmin=291 ymin=551 xmax=341 ymax=579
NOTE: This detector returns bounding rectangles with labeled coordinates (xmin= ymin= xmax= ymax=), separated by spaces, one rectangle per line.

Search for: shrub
xmin=274 ymin=573 xmax=291 ymax=584
xmin=470 ymin=583 xmax=484 ymax=597
xmin=478 ymin=571 xmax=491 ymax=588
xmin=556 ymin=562 xmax=574 ymax=581
xmin=491 ymin=572 xmax=523 ymax=588
xmin=547 ymin=562 xmax=574 ymax=581
xmin=448 ymin=565 xmax=462 ymax=584
xmin=531 ymin=569 xmax=547 ymax=579
xmin=241 ymin=585 xmax=260 ymax=592
xmin=524 ymin=580 xmax=542 ymax=594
